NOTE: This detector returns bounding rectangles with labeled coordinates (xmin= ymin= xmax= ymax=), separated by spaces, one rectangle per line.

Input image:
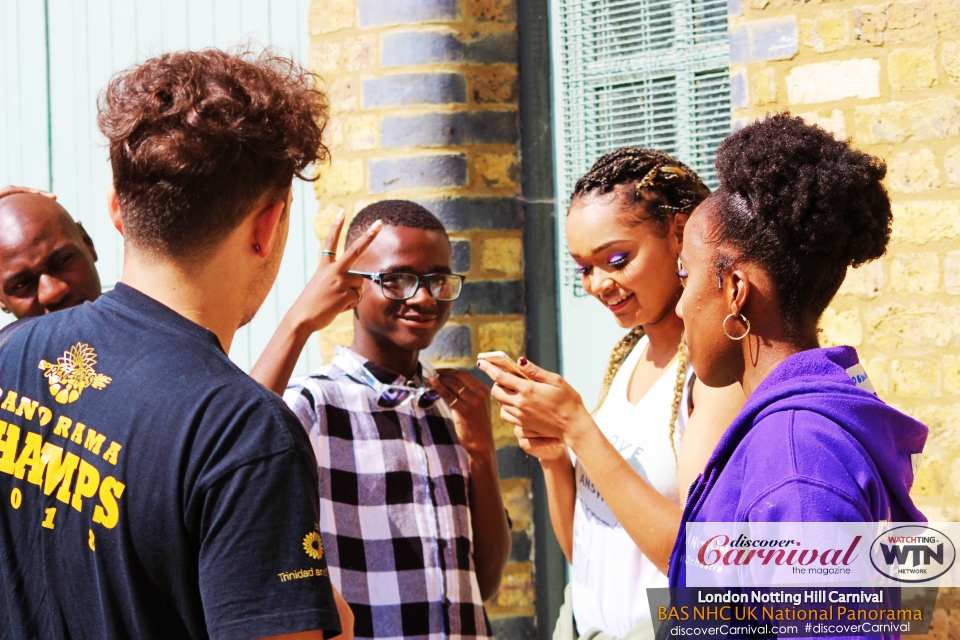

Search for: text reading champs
xmin=0 ymin=369 xmax=125 ymax=534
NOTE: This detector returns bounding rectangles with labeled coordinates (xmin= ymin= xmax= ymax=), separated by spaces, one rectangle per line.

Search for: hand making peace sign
xmin=289 ymin=211 xmax=383 ymax=333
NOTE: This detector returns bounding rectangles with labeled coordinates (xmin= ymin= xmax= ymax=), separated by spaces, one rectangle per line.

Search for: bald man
xmin=0 ymin=186 xmax=101 ymax=318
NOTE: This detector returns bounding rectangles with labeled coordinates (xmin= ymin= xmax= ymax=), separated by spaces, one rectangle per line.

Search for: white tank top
xmin=571 ymin=335 xmax=692 ymax=638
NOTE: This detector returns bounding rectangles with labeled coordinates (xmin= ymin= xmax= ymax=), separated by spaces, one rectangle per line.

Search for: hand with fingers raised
xmin=288 ymin=210 xmax=383 ymax=334
xmin=249 ymin=211 xmax=382 ymax=395
xmin=476 ymin=357 xmax=592 ymax=452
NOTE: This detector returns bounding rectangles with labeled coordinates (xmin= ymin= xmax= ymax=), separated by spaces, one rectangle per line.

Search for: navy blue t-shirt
xmin=0 ymin=284 xmax=340 ymax=640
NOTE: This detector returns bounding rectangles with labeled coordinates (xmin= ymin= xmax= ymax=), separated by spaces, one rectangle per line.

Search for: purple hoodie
xmin=668 ymin=346 xmax=928 ymax=591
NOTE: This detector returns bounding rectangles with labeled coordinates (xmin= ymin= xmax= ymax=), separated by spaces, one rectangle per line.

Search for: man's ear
xmin=0 ymin=299 xmax=10 ymax=315
xmin=251 ymin=199 xmax=286 ymax=259
xmin=76 ymin=221 xmax=98 ymax=262
xmin=107 ymin=185 xmax=123 ymax=235
xmin=728 ymin=269 xmax=751 ymax=316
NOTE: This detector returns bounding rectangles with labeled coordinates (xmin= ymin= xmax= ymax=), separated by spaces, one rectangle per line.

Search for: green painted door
xmin=1 ymin=0 xmax=322 ymax=375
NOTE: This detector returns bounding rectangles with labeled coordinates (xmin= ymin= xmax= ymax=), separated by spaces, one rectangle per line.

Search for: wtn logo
xmin=870 ymin=526 xmax=956 ymax=583
xmin=879 ymin=541 xmax=943 ymax=566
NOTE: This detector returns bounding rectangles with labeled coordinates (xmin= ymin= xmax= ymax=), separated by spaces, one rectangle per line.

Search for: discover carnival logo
xmin=869 ymin=525 xmax=956 ymax=583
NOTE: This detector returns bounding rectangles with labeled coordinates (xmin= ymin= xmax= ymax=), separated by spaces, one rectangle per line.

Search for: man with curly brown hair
xmin=0 ymin=49 xmax=375 ymax=640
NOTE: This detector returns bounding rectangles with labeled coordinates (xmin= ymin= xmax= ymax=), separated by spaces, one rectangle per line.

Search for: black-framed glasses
xmin=349 ymin=271 xmax=464 ymax=301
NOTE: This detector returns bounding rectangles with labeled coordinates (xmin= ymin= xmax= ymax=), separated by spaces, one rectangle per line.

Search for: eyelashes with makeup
xmin=575 ymin=253 xmax=631 ymax=276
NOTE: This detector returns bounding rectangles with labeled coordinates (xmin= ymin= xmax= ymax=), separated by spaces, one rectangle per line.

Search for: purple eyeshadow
xmin=608 ymin=252 xmax=629 ymax=265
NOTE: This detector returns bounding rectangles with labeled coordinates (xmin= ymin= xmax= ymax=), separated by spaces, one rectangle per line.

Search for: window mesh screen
xmin=553 ymin=0 xmax=731 ymax=295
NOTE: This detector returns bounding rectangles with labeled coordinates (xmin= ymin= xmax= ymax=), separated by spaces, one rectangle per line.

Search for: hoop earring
xmin=722 ymin=313 xmax=751 ymax=341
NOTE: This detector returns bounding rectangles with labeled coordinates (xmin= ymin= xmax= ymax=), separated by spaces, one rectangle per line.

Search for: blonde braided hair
xmin=593 ymin=329 xmax=688 ymax=466
xmin=576 ymin=147 xmax=706 ymax=466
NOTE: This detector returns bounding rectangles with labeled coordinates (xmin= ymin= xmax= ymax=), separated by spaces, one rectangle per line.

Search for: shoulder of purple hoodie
xmin=698 ymin=408 xmax=893 ymax=524
xmin=668 ymin=347 xmax=928 ymax=589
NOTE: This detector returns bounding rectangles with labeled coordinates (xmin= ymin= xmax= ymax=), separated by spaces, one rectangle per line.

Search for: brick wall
xmin=729 ymin=0 xmax=960 ymax=632
xmin=307 ymin=0 xmax=536 ymax=635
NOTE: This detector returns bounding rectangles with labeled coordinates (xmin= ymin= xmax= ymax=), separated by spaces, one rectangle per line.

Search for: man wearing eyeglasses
xmin=278 ymin=200 xmax=511 ymax=640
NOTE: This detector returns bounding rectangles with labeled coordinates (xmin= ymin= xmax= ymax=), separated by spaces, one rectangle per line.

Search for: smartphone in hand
xmin=477 ymin=351 xmax=530 ymax=379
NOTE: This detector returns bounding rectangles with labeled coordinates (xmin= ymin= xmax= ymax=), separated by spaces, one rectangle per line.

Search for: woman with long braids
xmin=477 ymin=148 xmax=745 ymax=639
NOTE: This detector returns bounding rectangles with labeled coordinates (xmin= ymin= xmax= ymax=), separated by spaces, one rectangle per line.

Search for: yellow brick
xmin=892 ymin=359 xmax=941 ymax=397
xmin=803 ymin=12 xmax=850 ymax=53
xmin=891 ymin=200 xmax=960 ymax=244
xmin=500 ymin=477 xmax=532 ymax=531
xmin=934 ymin=0 xmax=960 ymax=35
xmin=326 ymin=77 xmax=359 ymax=114
xmin=912 ymin=456 xmax=944 ymax=497
xmin=890 ymin=201 xmax=960 ymax=244
xmin=493 ymin=562 xmax=534 ymax=609
xmin=945 ymin=146 xmax=960 ymax=186
xmin=887 ymin=149 xmax=942 ymax=193
xmin=854 ymin=96 xmax=960 ymax=144
xmin=908 ymin=403 xmax=960 ymax=443
xmin=796 ymin=109 xmax=847 ymax=139
xmin=854 ymin=4 xmax=888 ymax=46
xmin=470 ymin=0 xmax=516 ymax=23
xmin=865 ymin=304 xmax=954 ymax=348
xmin=344 ymin=34 xmax=377 ymax=72
xmin=748 ymin=0 xmax=770 ymax=9
xmin=837 ymin=261 xmax=884 ymax=298
xmin=943 ymin=41 xmax=960 ymax=83
xmin=945 ymin=251 xmax=960 ymax=294
xmin=478 ymin=320 xmax=525 ymax=359
xmin=474 ymin=154 xmax=519 ymax=191
xmin=323 ymin=117 xmax=345 ymax=151
xmin=750 ymin=67 xmax=777 ymax=106
xmin=314 ymin=203 xmax=347 ymax=243
xmin=943 ymin=355 xmax=960 ymax=395
xmin=887 ymin=0 xmax=938 ymax=43
xmin=316 ymin=159 xmax=364 ymax=197
xmin=310 ymin=40 xmax=341 ymax=76
xmin=481 ymin=237 xmax=523 ymax=275
xmin=888 ymin=46 xmax=939 ymax=91
xmin=818 ymin=308 xmax=862 ymax=347
xmin=864 ymin=357 xmax=891 ymax=396
xmin=889 ymin=252 xmax=941 ymax=293
xmin=471 ymin=66 xmax=519 ymax=104
xmin=309 ymin=0 xmax=354 ymax=35
xmin=343 ymin=114 xmax=378 ymax=151
xmin=319 ymin=313 xmax=354 ymax=362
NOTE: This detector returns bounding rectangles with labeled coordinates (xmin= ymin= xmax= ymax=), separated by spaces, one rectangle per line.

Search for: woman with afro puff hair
xmin=668 ymin=114 xmax=928 ymax=593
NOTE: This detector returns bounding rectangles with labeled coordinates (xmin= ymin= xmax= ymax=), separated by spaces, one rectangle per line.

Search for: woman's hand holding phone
xmin=477 ymin=354 xmax=593 ymax=453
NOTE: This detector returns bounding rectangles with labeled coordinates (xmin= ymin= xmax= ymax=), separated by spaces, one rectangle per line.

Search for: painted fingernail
xmin=519 ymin=357 xmax=528 ymax=366
xmin=477 ymin=361 xmax=482 ymax=367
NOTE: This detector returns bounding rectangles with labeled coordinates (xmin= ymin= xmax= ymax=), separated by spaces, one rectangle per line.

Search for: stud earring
xmin=254 ymin=244 xmax=261 ymax=252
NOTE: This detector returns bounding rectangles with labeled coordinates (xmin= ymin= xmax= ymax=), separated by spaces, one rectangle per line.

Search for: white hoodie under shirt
xmin=571 ymin=335 xmax=692 ymax=638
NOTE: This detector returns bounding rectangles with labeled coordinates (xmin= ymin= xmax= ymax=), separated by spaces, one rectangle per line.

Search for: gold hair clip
xmin=659 ymin=166 xmax=685 ymax=180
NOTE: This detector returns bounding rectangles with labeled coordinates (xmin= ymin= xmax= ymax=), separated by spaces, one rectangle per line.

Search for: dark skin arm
xmin=429 ymin=369 xmax=512 ymax=602
xmin=251 ymin=213 xmax=381 ymax=394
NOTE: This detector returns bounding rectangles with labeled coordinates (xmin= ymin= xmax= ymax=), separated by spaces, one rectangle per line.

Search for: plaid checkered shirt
xmin=284 ymin=346 xmax=493 ymax=640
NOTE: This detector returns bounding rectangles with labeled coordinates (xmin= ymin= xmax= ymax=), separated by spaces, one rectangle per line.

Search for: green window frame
xmin=550 ymin=0 xmax=732 ymax=297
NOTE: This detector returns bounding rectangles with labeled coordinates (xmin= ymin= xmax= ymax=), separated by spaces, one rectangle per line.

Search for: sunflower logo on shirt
xmin=303 ymin=528 xmax=324 ymax=561
xmin=38 ymin=343 xmax=113 ymax=404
